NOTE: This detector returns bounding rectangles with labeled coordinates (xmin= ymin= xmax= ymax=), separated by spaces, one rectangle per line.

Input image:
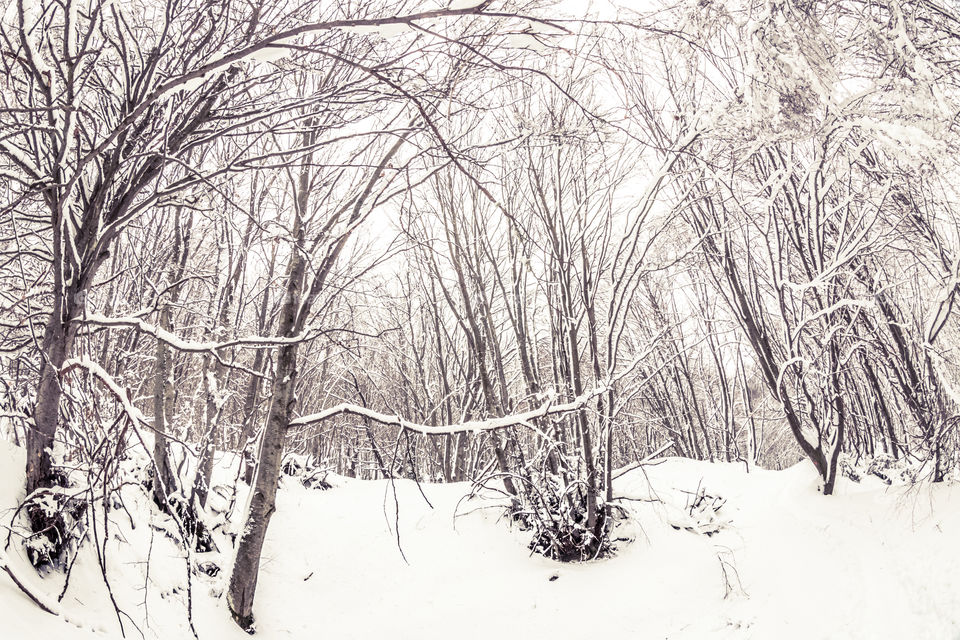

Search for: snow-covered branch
xmin=0 ymin=551 xmax=60 ymax=616
xmin=60 ymin=359 xmax=152 ymax=428
xmin=76 ymin=1 xmax=540 ymax=173
xmin=58 ymin=358 xmax=197 ymax=456
xmin=291 ymin=340 xmax=662 ymax=434
xmin=80 ymin=314 xmax=321 ymax=352
xmin=290 ymin=385 xmax=608 ymax=435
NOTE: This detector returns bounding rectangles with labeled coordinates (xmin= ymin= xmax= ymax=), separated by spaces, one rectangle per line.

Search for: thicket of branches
xmin=2 ymin=0 xmax=960 ymax=632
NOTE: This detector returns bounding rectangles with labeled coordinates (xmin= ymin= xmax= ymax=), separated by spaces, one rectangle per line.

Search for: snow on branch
xmin=0 ymin=550 xmax=61 ymax=616
xmin=81 ymin=314 xmax=319 ymax=352
xmin=60 ymin=359 xmax=152 ymax=427
xmin=291 ymin=337 xmax=665 ymax=434
xmin=83 ymin=2 xmax=560 ymax=169
xmin=0 ymin=548 xmax=104 ymax=629
xmin=290 ymin=386 xmax=607 ymax=435
xmin=0 ymin=547 xmax=101 ymax=630
xmin=611 ymin=440 xmax=676 ymax=480
xmin=59 ymin=358 xmax=197 ymax=456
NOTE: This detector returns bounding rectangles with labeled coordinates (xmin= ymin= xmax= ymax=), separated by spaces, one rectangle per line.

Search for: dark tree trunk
xmin=26 ymin=317 xmax=70 ymax=496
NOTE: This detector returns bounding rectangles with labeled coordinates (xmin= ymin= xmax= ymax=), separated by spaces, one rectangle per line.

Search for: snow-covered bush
xmin=471 ymin=445 xmax=616 ymax=563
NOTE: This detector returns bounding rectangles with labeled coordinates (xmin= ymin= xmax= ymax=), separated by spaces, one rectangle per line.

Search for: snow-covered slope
xmin=1 ymin=438 xmax=958 ymax=639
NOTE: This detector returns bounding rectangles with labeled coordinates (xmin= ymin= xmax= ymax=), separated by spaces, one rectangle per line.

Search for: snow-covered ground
xmin=1 ymin=438 xmax=959 ymax=639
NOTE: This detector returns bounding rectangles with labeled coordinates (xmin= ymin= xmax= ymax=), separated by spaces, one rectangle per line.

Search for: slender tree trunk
xmin=228 ymin=119 xmax=408 ymax=629
xmin=152 ymin=209 xmax=193 ymax=509
xmin=228 ymin=246 xmax=304 ymax=628
xmin=192 ymin=355 xmax=221 ymax=508
xmin=194 ymin=220 xmax=250 ymax=507
xmin=227 ymin=342 xmax=298 ymax=629
xmin=152 ymin=305 xmax=179 ymax=508
xmin=453 ymin=432 xmax=469 ymax=481
xmin=241 ymin=248 xmax=277 ymax=485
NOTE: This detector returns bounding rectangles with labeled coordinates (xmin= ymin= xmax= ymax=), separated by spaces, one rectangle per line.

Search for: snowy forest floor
xmin=2 ymin=438 xmax=959 ymax=640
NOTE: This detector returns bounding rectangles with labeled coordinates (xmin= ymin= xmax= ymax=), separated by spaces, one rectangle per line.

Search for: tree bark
xmin=227 ymin=251 xmax=303 ymax=628
xmin=26 ymin=317 xmax=70 ymax=496
xmin=226 ymin=343 xmax=297 ymax=630
xmin=152 ymin=304 xmax=179 ymax=508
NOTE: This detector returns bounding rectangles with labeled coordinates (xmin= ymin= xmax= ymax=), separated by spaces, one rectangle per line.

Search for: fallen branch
xmin=0 ymin=550 xmax=60 ymax=616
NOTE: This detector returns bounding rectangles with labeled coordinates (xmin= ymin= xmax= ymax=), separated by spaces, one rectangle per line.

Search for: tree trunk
xmin=192 ymin=355 xmax=220 ymax=509
xmin=241 ymin=247 xmax=277 ymax=485
xmin=152 ymin=305 xmax=179 ymax=508
xmin=153 ymin=208 xmax=192 ymax=508
xmin=26 ymin=317 xmax=70 ymax=496
xmin=226 ymin=342 xmax=297 ymax=630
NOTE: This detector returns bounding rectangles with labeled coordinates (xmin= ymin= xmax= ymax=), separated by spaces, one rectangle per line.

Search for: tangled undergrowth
xmin=523 ymin=493 xmax=613 ymax=562
xmin=281 ymin=454 xmax=335 ymax=490
xmin=516 ymin=467 xmax=614 ymax=562
xmin=838 ymin=453 xmax=921 ymax=485
xmin=18 ymin=480 xmax=87 ymax=569
xmin=466 ymin=456 xmax=617 ymax=563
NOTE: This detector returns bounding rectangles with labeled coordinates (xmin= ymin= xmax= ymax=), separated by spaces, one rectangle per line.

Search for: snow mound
xmin=0 ymin=440 xmax=958 ymax=639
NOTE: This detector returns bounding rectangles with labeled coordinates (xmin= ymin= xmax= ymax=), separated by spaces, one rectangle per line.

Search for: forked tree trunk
xmin=228 ymin=120 xmax=408 ymax=630
xmin=229 ymin=120 xmax=314 ymax=629
xmin=26 ymin=232 xmax=86 ymax=495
